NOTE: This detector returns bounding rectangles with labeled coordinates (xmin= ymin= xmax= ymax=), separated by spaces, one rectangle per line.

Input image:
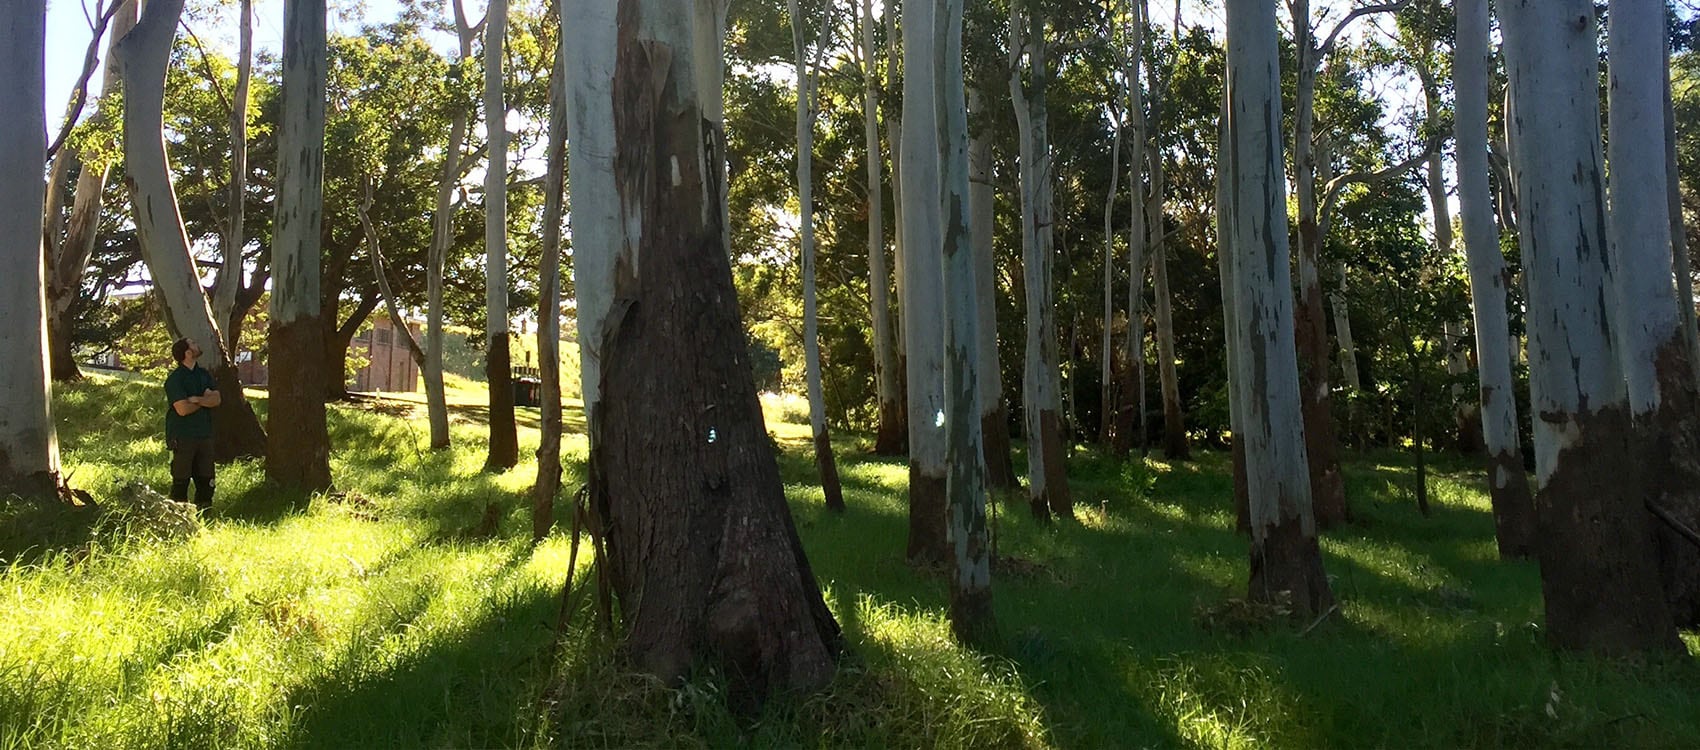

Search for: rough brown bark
xmin=595 ymin=2 xmax=840 ymax=704
xmin=980 ymin=407 xmax=1019 ymax=491
xmin=874 ymin=399 xmax=907 ymax=455
xmin=1249 ymin=517 xmax=1334 ymax=619
xmin=1646 ymin=339 xmax=1700 ymax=628
xmin=266 ymin=317 xmax=332 ymax=491
xmin=47 ymin=310 xmax=80 ymax=382
xmin=907 ymin=468 xmax=948 ymax=564
xmin=1294 ymin=223 xmax=1349 ymax=529
xmin=485 ymin=335 xmax=519 ymax=470
xmin=1487 ymin=448 xmax=1535 ymax=559
xmin=1033 ymin=409 xmax=1071 ymax=519
xmin=816 ymin=431 xmax=845 ymax=513
xmin=1112 ymin=352 xmax=1139 ymax=457
xmin=1535 ymin=405 xmax=1682 ymax=654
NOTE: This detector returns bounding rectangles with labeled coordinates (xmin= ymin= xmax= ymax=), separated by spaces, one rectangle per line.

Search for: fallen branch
xmin=1646 ymin=499 xmax=1700 ymax=551
xmin=1299 ymin=603 xmax=1339 ymax=637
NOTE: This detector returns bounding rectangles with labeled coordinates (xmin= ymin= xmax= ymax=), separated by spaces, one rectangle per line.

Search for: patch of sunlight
xmin=841 ymin=460 xmax=908 ymax=490
xmin=1324 ymin=536 xmax=1453 ymax=593
xmin=1151 ymin=656 xmax=1292 ymax=750
xmin=1173 ymin=552 xmax=1239 ymax=589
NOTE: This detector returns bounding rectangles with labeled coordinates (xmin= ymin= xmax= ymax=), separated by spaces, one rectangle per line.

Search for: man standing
xmin=165 ymin=338 xmax=220 ymax=509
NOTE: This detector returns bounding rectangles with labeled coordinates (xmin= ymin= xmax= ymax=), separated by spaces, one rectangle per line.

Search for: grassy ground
xmin=2 ymin=375 xmax=1697 ymax=749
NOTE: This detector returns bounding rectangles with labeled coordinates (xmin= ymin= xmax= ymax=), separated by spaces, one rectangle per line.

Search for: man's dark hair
xmin=172 ymin=338 xmax=194 ymax=365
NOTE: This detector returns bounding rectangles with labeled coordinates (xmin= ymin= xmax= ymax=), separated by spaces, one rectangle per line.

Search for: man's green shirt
xmin=164 ymin=365 xmax=218 ymax=440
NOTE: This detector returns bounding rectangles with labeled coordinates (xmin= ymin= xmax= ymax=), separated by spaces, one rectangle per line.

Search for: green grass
xmin=2 ymin=375 xmax=1697 ymax=749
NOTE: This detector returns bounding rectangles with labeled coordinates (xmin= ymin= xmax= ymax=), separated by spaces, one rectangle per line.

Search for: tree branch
xmin=1318 ymin=0 xmax=1411 ymax=60
xmin=47 ymin=0 xmax=125 ymax=160
xmin=1319 ymin=132 xmax=1442 ymax=236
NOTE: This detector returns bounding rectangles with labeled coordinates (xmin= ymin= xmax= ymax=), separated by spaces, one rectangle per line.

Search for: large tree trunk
xmin=46 ymin=0 xmax=136 ymax=383
xmin=0 ymin=0 xmax=61 ymax=499
xmin=937 ymin=0 xmax=996 ymax=645
xmin=1223 ymin=0 xmax=1334 ymax=618
xmin=1287 ymin=0 xmax=1350 ymax=529
xmin=114 ymin=0 xmax=267 ymax=463
xmin=483 ymin=0 xmax=519 ymax=471
xmin=1215 ymin=95 xmax=1250 ymax=533
xmin=532 ymin=26 xmax=568 ymax=542
xmin=1499 ymin=0 xmax=1681 ymax=654
xmin=790 ymin=0 xmax=844 ymax=513
xmin=1010 ymin=3 xmax=1070 ymax=520
xmin=970 ymin=91 xmax=1018 ymax=490
xmin=592 ymin=0 xmax=841 ymax=705
xmin=901 ymin=0 xmax=949 ymax=563
xmin=861 ymin=0 xmax=905 ymax=458
xmin=266 ymin=0 xmax=331 ymax=492
xmin=213 ymin=0 xmax=252 ymax=352
xmin=1454 ymin=0 xmax=1535 ymax=560
xmin=1606 ymin=0 xmax=1700 ymax=629
xmin=1148 ymin=145 xmax=1188 ymax=461
xmin=1114 ymin=5 xmax=1147 ymax=460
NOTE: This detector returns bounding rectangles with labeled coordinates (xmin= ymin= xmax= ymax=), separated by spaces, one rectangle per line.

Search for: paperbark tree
xmin=267 ymin=0 xmax=332 ymax=492
xmin=970 ymin=90 xmax=1019 ymax=490
xmin=1009 ymin=0 xmax=1070 ymax=520
xmin=0 ymin=0 xmax=61 ymax=499
xmin=790 ymin=0 xmax=845 ymax=513
xmin=424 ymin=2 xmax=479 ymax=450
xmin=114 ymin=0 xmax=267 ymax=463
xmin=45 ymin=0 xmax=135 ymax=382
xmin=862 ymin=0 xmax=906 ymax=457
xmin=1224 ymin=0 xmax=1334 ymax=618
xmin=213 ymin=0 xmax=253 ymax=352
xmin=483 ymin=0 xmax=519 ymax=471
xmin=901 ymin=0 xmax=950 ymax=562
xmin=1499 ymin=0 xmax=1681 ymax=654
xmin=589 ymin=0 xmax=841 ymax=704
xmin=532 ymin=27 xmax=567 ymax=542
xmin=939 ymin=0 xmax=995 ymax=645
xmin=1454 ymin=0 xmax=1535 ymax=559
xmin=1605 ymin=0 xmax=1700 ymax=629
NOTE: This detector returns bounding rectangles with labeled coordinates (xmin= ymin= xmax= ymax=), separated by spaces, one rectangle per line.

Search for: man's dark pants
xmin=169 ymin=437 xmax=216 ymax=509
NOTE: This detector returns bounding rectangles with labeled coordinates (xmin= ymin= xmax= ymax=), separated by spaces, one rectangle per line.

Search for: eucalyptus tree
xmin=1114 ymin=0 xmax=1149 ymax=459
xmin=267 ymin=0 xmax=332 ymax=491
xmin=790 ymin=0 xmax=846 ymax=512
xmin=1453 ymin=0 xmax=1534 ymax=558
xmin=0 ymin=0 xmax=61 ymax=499
xmin=44 ymin=0 xmax=135 ymax=382
xmin=970 ymin=89 xmax=1019 ymax=490
xmin=213 ymin=0 xmax=254 ymax=353
xmin=938 ymin=0 xmax=995 ymax=645
xmin=532 ymin=16 xmax=568 ymax=542
xmin=483 ymin=0 xmax=519 ymax=470
xmin=578 ymin=0 xmax=842 ymax=702
xmin=113 ymin=0 xmax=268 ymax=461
xmin=1146 ymin=0 xmax=1187 ymax=461
xmin=1223 ymin=0 xmax=1334 ymax=617
xmin=860 ymin=0 xmax=906 ymax=457
xmin=1286 ymin=0 xmax=1417 ymax=527
xmin=902 ymin=0 xmax=951 ymax=561
xmin=1009 ymin=0 xmax=1071 ymax=520
xmin=424 ymin=0 xmax=480 ymax=449
xmin=1499 ymin=0 xmax=1681 ymax=654
xmin=1606 ymin=0 xmax=1700 ymax=627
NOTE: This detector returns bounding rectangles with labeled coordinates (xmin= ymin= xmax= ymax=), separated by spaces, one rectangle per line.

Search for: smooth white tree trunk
xmin=564 ymin=0 xmax=620 ymax=436
xmin=901 ymin=0 xmax=950 ymax=562
xmin=0 ymin=0 xmax=60 ymax=494
xmin=1100 ymin=103 xmax=1121 ymax=445
xmin=1455 ymin=0 xmax=1535 ymax=558
xmin=968 ymin=89 xmax=1012 ymax=488
xmin=938 ymin=0 xmax=994 ymax=643
xmin=1500 ymin=0 xmax=1680 ymax=654
xmin=860 ymin=0 xmax=904 ymax=455
xmin=790 ymin=0 xmax=843 ymax=511
xmin=266 ymin=0 xmax=331 ymax=490
xmin=214 ymin=0 xmax=252 ymax=348
xmin=1224 ymin=0 xmax=1332 ymax=616
xmin=483 ymin=0 xmax=520 ymax=470
xmin=425 ymin=3 xmax=478 ymax=450
xmin=1123 ymin=3 xmax=1148 ymax=456
xmin=1010 ymin=0 xmax=1069 ymax=518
